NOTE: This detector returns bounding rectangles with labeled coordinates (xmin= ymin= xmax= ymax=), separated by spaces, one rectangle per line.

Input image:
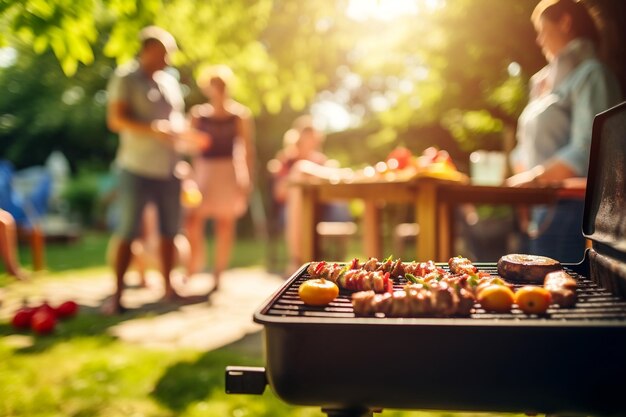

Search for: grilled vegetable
xmin=475 ymin=276 xmax=514 ymax=296
xmin=514 ymin=286 xmax=552 ymax=314
xmin=477 ymin=285 xmax=515 ymax=313
xmin=298 ymin=278 xmax=339 ymax=306
xmin=497 ymin=254 xmax=562 ymax=283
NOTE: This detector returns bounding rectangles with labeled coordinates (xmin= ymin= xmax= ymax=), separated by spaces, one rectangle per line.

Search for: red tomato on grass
xmin=55 ymin=300 xmax=79 ymax=319
xmin=31 ymin=309 xmax=57 ymax=334
xmin=11 ymin=306 xmax=35 ymax=329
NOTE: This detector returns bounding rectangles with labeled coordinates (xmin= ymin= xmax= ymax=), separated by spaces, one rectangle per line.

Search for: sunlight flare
xmin=345 ymin=0 xmax=443 ymax=21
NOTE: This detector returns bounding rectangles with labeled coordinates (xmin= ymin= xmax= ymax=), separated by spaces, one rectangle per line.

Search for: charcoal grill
xmin=226 ymin=103 xmax=626 ymax=417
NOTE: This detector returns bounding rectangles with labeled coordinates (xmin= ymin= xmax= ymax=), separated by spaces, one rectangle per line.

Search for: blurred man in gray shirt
xmin=104 ymin=26 xmax=206 ymax=314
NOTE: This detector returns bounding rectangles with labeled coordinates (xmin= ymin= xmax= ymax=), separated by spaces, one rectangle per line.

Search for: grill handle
xmin=225 ymin=366 xmax=267 ymax=395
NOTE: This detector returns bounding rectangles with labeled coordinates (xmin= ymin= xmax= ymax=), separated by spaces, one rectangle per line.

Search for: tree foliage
xmin=4 ymin=0 xmax=621 ymax=173
xmin=0 ymin=42 xmax=115 ymax=170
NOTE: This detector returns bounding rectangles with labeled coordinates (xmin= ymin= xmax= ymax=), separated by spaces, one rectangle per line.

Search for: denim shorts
xmin=116 ymin=169 xmax=181 ymax=240
xmin=527 ymin=199 xmax=586 ymax=263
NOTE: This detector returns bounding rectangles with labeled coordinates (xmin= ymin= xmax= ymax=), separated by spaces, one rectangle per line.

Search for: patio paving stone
xmin=1 ymin=267 xmax=284 ymax=352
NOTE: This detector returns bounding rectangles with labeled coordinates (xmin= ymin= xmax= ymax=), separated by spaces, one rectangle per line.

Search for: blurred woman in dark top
xmin=185 ymin=65 xmax=255 ymax=291
xmin=506 ymin=0 xmax=621 ymax=262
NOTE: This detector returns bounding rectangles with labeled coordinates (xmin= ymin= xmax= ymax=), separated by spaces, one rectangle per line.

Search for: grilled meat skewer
xmin=352 ymin=282 xmax=475 ymax=317
xmin=307 ymin=261 xmax=392 ymax=293
xmin=358 ymin=257 xmax=404 ymax=277
xmin=347 ymin=257 xmax=445 ymax=279
xmin=323 ymin=256 xmax=476 ymax=281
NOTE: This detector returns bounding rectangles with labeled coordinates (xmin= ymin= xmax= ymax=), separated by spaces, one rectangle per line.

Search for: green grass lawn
xmin=1 ymin=231 xmax=526 ymax=417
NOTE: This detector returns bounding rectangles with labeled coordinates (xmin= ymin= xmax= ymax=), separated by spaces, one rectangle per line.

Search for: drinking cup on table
xmin=469 ymin=151 xmax=506 ymax=186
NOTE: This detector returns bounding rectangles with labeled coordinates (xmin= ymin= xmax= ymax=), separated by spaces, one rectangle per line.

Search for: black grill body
xmin=228 ymin=102 xmax=626 ymax=416
xmin=255 ymin=259 xmax=626 ymax=416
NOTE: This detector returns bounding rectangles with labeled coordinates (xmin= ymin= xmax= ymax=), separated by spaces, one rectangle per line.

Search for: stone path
xmin=0 ymin=267 xmax=284 ymax=351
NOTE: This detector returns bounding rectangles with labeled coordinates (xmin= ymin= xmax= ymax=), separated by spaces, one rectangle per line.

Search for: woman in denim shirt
xmin=507 ymin=0 xmax=622 ymax=262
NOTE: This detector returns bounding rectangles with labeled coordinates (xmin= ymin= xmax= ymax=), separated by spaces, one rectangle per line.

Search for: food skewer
xmin=351 ymin=281 xmax=470 ymax=317
xmin=306 ymin=261 xmax=393 ymax=293
xmin=350 ymin=257 xmax=494 ymax=317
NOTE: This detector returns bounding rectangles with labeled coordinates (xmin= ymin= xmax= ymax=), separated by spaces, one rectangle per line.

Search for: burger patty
xmin=497 ymin=254 xmax=562 ymax=283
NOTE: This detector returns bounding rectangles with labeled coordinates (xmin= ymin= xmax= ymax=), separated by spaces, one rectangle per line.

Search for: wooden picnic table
xmin=436 ymin=181 xmax=586 ymax=260
xmin=292 ymin=175 xmax=586 ymax=262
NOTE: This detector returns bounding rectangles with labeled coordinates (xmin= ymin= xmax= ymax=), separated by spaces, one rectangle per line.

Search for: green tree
xmin=1 ymin=0 xmax=592 ymax=171
xmin=0 ymin=42 xmax=115 ymax=170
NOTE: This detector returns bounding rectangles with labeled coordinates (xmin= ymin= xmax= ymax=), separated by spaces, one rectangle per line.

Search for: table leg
xmin=416 ymin=182 xmax=437 ymax=261
xmin=300 ymin=186 xmax=317 ymax=261
xmin=438 ymin=200 xmax=452 ymax=261
xmin=363 ymin=200 xmax=382 ymax=258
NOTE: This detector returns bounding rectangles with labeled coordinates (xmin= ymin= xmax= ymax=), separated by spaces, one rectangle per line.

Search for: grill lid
xmin=584 ymin=101 xmax=626 ymax=260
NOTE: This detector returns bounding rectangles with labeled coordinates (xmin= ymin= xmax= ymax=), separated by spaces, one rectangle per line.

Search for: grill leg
xmin=321 ymin=407 xmax=379 ymax=417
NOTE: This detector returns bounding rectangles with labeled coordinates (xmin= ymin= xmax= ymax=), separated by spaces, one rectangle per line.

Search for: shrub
xmin=61 ymin=171 xmax=103 ymax=226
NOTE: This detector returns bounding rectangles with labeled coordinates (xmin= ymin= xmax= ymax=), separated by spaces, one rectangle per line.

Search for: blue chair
xmin=0 ymin=160 xmax=52 ymax=229
xmin=0 ymin=160 xmax=51 ymax=270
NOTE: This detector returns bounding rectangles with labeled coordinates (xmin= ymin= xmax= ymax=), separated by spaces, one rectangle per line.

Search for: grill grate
xmin=265 ymin=264 xmax=626 ymax=321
